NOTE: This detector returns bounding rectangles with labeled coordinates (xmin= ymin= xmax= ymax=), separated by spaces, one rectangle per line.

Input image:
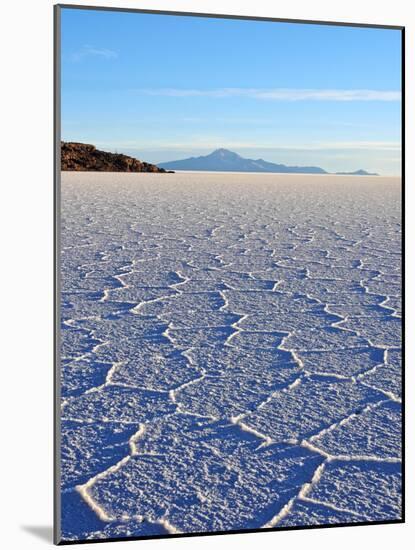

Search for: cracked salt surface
xmin=60 ymin=172 xmax=402 ymax=541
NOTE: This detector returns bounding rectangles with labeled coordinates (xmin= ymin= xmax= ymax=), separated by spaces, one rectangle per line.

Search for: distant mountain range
xmin=335 ymin=169 xmax=378 ymax=176
xmin=61 ymin=142 xmax=171 ymax=173
xmin=158 ymin=148 xmax=378 ymax=175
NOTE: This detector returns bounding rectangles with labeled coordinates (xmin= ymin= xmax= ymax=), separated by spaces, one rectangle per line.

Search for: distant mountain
xmin=335 ymin=169 xmax=379 ymax=176
xmin=158 ymin=148 xmax=328 ymax=174
xmin=61 ymin=142 xmax=171 ymax=173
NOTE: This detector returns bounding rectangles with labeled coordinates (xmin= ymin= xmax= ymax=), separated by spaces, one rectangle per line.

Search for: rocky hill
xmin=61 ymin=142 xmax=170 ymax=173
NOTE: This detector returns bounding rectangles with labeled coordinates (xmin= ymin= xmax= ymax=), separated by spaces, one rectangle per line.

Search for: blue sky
xmin=61 ymin=8 xmax=402 ymax=174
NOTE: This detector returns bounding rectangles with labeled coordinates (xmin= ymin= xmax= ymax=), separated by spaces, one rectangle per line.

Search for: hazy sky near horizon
xmin=61 ymin=8 xmax=402 ymax=175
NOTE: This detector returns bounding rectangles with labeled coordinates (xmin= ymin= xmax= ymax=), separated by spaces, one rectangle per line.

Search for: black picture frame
xmin=54 ymin=4 xmax=405 ymax=545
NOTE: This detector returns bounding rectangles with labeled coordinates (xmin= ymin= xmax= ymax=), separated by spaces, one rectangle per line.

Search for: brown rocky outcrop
xmin=61 ymin=142 xmax=170 ymax=172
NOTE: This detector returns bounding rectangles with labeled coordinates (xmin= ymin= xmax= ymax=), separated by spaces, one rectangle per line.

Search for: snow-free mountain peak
xmin=158 ymin=149 xmax=327 ymax=174
xmin=211 ymin=148 xmax=238 ymax=155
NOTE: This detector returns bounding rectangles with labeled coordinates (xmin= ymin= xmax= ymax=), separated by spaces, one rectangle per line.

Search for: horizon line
xmin=60 ymin=140 xmax=405 ymax=176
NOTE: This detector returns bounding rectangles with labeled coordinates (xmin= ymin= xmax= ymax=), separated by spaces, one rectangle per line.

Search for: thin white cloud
xmin=304 ymin=140 xmax=401 ymax=151
xmin=140 ymin=87 xmax=401 ymax=102
xmin=71 ymin=45 xmax=118 ymax=61
xmin=94 ymin=139 xmax=401 ymax=152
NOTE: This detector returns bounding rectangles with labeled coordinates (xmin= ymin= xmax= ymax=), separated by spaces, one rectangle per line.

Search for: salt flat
xmin=59 ymin=171 xmax=402 ymax=541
